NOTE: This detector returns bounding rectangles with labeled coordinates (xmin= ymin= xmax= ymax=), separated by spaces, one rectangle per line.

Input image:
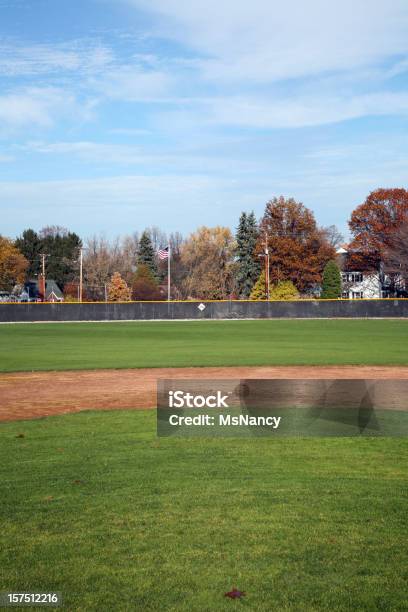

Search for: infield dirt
xmin=2 ymin=366 xmax=408 ymax=421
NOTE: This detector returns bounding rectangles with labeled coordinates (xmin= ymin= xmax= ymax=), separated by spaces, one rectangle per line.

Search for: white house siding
xmin=341 ymin=272 xmax=382 ymax=299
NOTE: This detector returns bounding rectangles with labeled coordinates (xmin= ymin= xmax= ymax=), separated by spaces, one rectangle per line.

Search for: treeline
xmin=1 ymin=188 xmax=407 ymax=300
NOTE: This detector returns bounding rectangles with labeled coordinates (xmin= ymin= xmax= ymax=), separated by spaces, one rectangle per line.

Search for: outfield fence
xmin=1 ymin=299 xmax=408 ymax=322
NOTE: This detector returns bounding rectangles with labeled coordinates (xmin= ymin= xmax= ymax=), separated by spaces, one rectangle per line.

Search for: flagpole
xmin=167 ymin=244 xmax=171 ymax=301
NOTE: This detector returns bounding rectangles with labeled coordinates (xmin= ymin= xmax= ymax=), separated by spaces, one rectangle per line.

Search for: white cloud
xmin=0 ymin=88 xmax=58 ymax=128
xmin=22 ymin=141 xmax=154 ymax=165
xmin=90 ymin=64 xmax=173 ymax=101
xmin=0 ymin=87 xmax=96 ymax=132
xmin=0 ymin=40 xmax=114 ymax=76
xmin=19 ymin=139 xmax=263 ymax=174
xmin=204 ymin=91 xmax=408 ymax=129
xmin=128 ymin=0 xmax=408 ymax=83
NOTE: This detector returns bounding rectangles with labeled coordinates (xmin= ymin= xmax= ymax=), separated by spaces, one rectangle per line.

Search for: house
xmin=45 ymin=280 xmax=64 ymax=302
xmin=336 ymin=246 xmax=382 ymax=299
xmin=24 ymin=279 xmax=64 ymax=302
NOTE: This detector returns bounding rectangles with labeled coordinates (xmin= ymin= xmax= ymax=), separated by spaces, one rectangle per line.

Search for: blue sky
xmin=0 ymin=0 xmax=407 ymax=240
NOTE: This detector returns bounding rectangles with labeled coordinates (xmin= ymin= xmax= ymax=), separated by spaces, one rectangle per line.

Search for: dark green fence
xmin=0 ymin=299 xmax=407 ymax=322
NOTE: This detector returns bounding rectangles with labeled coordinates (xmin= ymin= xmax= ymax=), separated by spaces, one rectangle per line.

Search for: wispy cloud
xmin=205 ymin=91 xmax=408 ymax=129
xmin=0 ymin=40 xmax=114 ymax=76
xmin=90 ymin=64 xmax=173 ymax=101
xmin=0 ymin=87 xmax=70 ymax=128
xmin=127 ymin=0 xmax=408 ymax=83
xmin=0 ymin=86 xmax=98 ymax=134
xmin=21 ymin=140 xmax=157 ymax=165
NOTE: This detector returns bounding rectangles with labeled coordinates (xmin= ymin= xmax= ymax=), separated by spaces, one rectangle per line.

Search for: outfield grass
xmin=1 ymin=410 xmax=407 ymax=611
xmin=1 ymin=319 xmax=408 ymax=372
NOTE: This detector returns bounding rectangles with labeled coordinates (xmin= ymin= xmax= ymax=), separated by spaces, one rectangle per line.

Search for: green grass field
xmin=1 ymin=410 xmax=407 ymax=611
xmin=1 ymin=319 xmax=408 ymax=371
xmin=1 ymin=319 xmax=407 ymax=610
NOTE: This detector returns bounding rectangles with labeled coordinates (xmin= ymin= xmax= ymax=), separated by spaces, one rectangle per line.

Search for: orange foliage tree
xmin=348 ymin=188 xmax=408 ymax=271
xmin=382 ymin=219 xmax=408 ymax=293
xmin=0 ymin=236 xmax=28 ymax=291
xmin=132 ymin=264 xmax=162 ymax=300
xmin=107 ymin=272 xmax=131 ymax=302
xmin=257 ymin=197 xmax=335 ymax=293
xmin=63 ymin=281 xmax=91 ymax=302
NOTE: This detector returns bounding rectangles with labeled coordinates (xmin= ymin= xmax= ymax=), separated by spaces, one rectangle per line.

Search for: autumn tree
xmin=348 ymin=188 xmax=408 ymax=271
xmin=132 ymin=264 xmax=161 ymax=300
xmin=270 ymin=280 xmax=299 ymax=300
xmin=181 ymin=226 xmax=236 ymax=299
xmin=0 ymin=237 xmax=28 ymax=291
xmin=382 ymin=219 xmax=408 ymax=295
xmin=321 ymin=260 xmax=342 ymax=299
xmin=235 ymin=211 xmax=261 ymax=297
xmin=258 ymin=196 xmax=335 ymax=293
xmin=137 ymin=231 xmax=158 ymax=279
xmin=63 ymin=281 xmax=79 ymax=302
xmin=249 ymin=271 xmax=268 ymax=300
xmin=107 ymin=272 xmax=131 ymax=302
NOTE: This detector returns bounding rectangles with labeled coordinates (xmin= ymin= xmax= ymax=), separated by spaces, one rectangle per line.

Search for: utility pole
xmin=39 ymin=253 xmax=47 ymax=301
xmin=167 ymin=244 xmax=171 ymax=302
xmin=79 ymin=247 xmax=87 ymax=303
xmin=264 ymin=233 xmax=270 ymax=300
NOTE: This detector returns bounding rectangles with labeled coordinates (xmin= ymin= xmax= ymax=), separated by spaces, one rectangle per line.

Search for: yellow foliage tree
xmin=107 ymin=272 xmax=131 ymax=302
xmin=249 ymin=271 xmax=268 ymax=300
xmin=0 ymin=236 xmax=28 ymax=291
xmin=181 ymin=226 xmax=236 ymax=299
xmin=270 ymin=280 xmax=299 ymax=300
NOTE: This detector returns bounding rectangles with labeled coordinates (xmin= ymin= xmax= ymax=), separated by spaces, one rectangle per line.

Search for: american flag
xmin=158 ymin=246 xmax=169 ymax=260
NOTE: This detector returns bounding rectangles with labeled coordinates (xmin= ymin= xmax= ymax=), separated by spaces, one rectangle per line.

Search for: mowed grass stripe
xmin=0 ymin=410 xmax=407 ymax=611
xmin=0 ymin=319 xmax=408 ymax=372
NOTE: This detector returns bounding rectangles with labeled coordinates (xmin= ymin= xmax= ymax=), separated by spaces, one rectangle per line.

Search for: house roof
xmin=45 ymin=280 xmax=63 ymax=299
xmin=25 ymin=279 xmax=63 ymax=299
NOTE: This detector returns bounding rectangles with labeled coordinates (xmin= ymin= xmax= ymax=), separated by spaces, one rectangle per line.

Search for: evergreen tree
xmin=15 ymin=227 xmax=81 ymax=288
xmin=41 ymin=230 xmax=82 ymax=288
xmin=321 ymin=260 xmax=342 ymax=299
xmin=249 ymin=270 xmax=268 ymax=300
xmin=15 ymin=229 xmax=42 ymax=278
xmin=137 ymin=231 xmax=158 ymax=278
xmin=235 ymin=211 xmax=261 ymax=297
